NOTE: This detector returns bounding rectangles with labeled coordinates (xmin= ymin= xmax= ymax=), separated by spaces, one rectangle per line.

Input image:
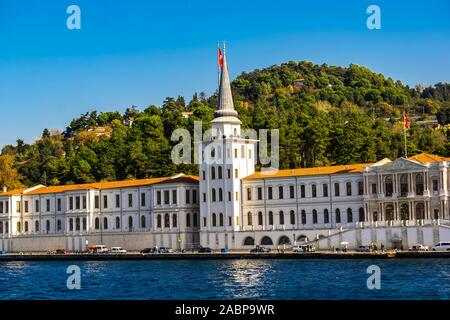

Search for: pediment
xmin=378 ymin=158 xmax=426 ymax=172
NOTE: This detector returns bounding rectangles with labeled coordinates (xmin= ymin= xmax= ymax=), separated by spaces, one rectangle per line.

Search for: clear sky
xmin=0 ymin=0 xmax=449 ymax=147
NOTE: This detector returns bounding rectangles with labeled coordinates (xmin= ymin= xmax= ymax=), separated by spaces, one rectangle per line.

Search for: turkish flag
xmin=403 ymin=111 xmax=409 ymax=129
xmin=218 ymin=47 xmax=223 ymax=69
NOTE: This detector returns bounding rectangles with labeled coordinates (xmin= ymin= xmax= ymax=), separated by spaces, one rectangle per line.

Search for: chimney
xmin=2 ymin=186 xmax=7 ymax=193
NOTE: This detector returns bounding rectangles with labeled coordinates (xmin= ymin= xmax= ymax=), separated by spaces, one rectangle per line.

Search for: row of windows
xmin=202 ymin=167 xmax=239 ymax=180
xmin=203 ymin=190 xmax=239 ymax=202
xmin=373 ymin=174 xmax=440 ymax=197
xmin=246 ymin=182 xmax=364 ymax=201
xmin=0 ymin=201 xmax=9 ymax=214
xmin=245 ymin=208 xmax=366 ymax=226
xmin=204 ymin=145 xmax=252 ymax=162
xmin=94 ymin=193 xmax=146 ymax=209
xmin=93 ymin=216 xmax=145 ymax=230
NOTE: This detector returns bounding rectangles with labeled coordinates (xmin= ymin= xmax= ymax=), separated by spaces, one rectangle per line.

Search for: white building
xmin=1 ymin=50 xmax=449 ymax=252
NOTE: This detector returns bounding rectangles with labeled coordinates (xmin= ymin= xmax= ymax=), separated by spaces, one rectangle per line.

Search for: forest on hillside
xmin=1 ymin=60 xmax=449 ymax=189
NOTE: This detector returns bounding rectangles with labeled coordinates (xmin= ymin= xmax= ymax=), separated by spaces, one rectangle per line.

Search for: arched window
xmin=103 ymin=217 xmax=108 ymax=230
xmin=311 ymin=184 xmax=317 ymax=197
xmin=219 ymin=213 xmax=224 ymax=226
xmin=17 ymin=222 xmax=21 ymax=233
xmin=336 ymin=208 xmax=341 ymax=223
xmin=218 ymin=188 xmax=223 ymax=202
xmin=0 ymin=222 xmax=3 ymax=234
xmin=141 ymin=215 xmax=146 ymax=228
xmin=279 ymin=211 xmax=284 ymax=225
xmin=186 ymin=213 xmax=191 ymax=227
xmin=95 ymin=217 xmax=99 ymax=230
xmin=301 ymin=210 xmax=306 ymax=224
xmin=385 ymin=204 xmax=394 ymax=221
xmin=416 ymin=203 xmax=425 ymax=220
xmin=218 ymin=166 xmax=222 ymax=179
xmin=346 ymin=182 xmax=352 ymax=196
xmin=157 ymin=215 xmax=162 ymax=228
xmin=35 ymin=220 xmax=40 ymax=232
xmin=359 ymin=207 xmax=365 ymax=222
xmin=416 ymin=174 xmax=424 ymax=195
xmin=247 ymin=212 xmax=253 ymax=226
xmin=211 ymin=167 xmax=216 ymax=179
xmin=128 ymin=216 xmax=133 ymax=230
xmin=211 ymin=147 xmax=215 ymax=159
xmin=234 ymin=128 xmax=238 ymax=136
xmin=46 ymin=220 xmax=50 ymax=232
xmin=268 ymin=211 xmax=273 ymax=225
xmin=258 ymin=212 xmax=263 ymax=225
xmin=400 ymin=174 xmax=408 ymax=196
xmin=116 ymin=217 xmax=121 ymax=229
xmin=243 ymin=236 xmax=255 ymax=246
xmin=75 ymin=217 xmax=80 ymax=231
xmin=324 ymin=209 xmax=329 ymax=224
xmin=164 ymin=214 xmax=170 ymax=228
xmin=172 ymin=214 xmax=177 ymax=228
xmin=193 ymin=213 xmax=198 ymax=227
xmin=241 ymin=145 xmax=245 ymax=158
xmin=82 ymin=218 xmax=86 ymax=230
xmin=278 ymin=236 xmax=291 ymax=245
xmin=385 ymin=175 xmax=393 ymax=197
xmin=290 ymin=210 xmax=295 ymax=225
xmin=297 ymin=235 xmax=308 ymax=242
xmin=70 ymin=218 xmax=74 ymax=231
xmin=400 ymin=203 xmax=409 ymax=220
xmin=212 ymin=213 xmax=217 ymax=227
xmin=212 ymin=189 xmax=216 ymax=202
xmin=347 ymin=208 xmax=353 ymax=223
xmin=261 ymin=236 xmax=273 ymax=245
xmin=312 ymin=209 xmax=318 ymax=224
xmin=25 ymin=221 xmax=29 ymax=232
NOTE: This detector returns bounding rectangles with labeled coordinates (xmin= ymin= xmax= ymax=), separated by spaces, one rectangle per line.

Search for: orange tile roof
xmin=407 ymin=153 xmax=450 ymax=164
xmin=244 ymin=163 xmax=372 ymax=180
xmin=1 ymin=174 xmax=200 ymax=196
xmin=0 ymin=189 xmax=25 ymax=196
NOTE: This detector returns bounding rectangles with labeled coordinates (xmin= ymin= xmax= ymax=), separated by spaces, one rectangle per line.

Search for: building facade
xmin=1 ymin=51 xmax=449 ymax=252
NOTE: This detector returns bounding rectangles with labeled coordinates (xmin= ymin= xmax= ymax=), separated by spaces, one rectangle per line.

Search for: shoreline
xmin=0 ymin=251 xmax=449 ymax=261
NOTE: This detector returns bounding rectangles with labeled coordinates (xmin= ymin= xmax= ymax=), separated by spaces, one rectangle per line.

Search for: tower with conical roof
xmin=199 ymin=44 xmax=257 ymax=249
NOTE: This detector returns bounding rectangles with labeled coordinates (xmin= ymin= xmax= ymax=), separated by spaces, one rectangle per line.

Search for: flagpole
xmin=404 ymin=126 xmax=407 ymax=158
xmin=217 ymin=42 xmax=220 ymax=89
xmin=403 ymin=110 xmax=408 ymax=158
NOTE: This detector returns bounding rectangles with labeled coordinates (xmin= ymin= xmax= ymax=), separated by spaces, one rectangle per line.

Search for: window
xmin=24 ymin=201 xmax=29 ymax=213
xmin=268 ymin=187 xmax=273 ymax=200
xmin=234 ymin=148 xmax=238 ymax=158
xmin=0 ymin=202 xmax=3 ymax=214
xmin=129 ymin=216 xmax=134 ymax=230
xmin=235 ymin=192 xmax=238 ymax=201
xmin=241 ymin=145 xmax=245 ymax=158
xmin=290 ymin=210 xmax=295 ymax=225
xmin=324 ymin=209 xmax=329 ymax=224
xmin=193 ymin=213 xmax=198 ymax=227
xmin=247 ymin=188 xmax=252 ymax=201
xmin=164 ymin=214 xmax=170 ymax=228
xmin=75 ymin=218 xmax=80 ymax=231
xmin=211 ymin=167 xmax=216 ymax=180
xmin=219 ymin=188 xmax=223 ymax=201
xmin=218 ymin=166 xmax=222 ymax=179
xmin=94 ymin=195 xmax=99 ymax=209
xmin=234 ymin=169 xmax=238 ymax=178
xmin=249 ymin=149 xmax=252 ymax=159
xmin=312 ymin=210 xmax=318 ymax=224
xmin=57 ymin=199 xmax=61 ymax=211
xmin=212 ymin=213 xmax=217 ymax=227
xmin=103 ymin=195 xmax=108 ymax=208
xmin=334 ymin=183 xmax=340 ymax=196
xmin=69 ymin=218 xmax=74 ymax=231
xmin=192 ymin=190 xmax=197 ymax=204
xmin=116 ymin=217 xmax=121 ymax=229
xmin=347 ymin=208 xmax=353 ymax=223
xmin=300 ymin=185 xmax=305 ymax=198
xmin=203 ymin=193 xmax=206 ymax=202
xmin=359 ymin=207 xmax=365 ymax=222
xmin=35 ymin=220 xmax=40 ymax=232
xmin=46 ymin=199 xmax=50 ymax=212
xmin=82 ymin=196 xmax=87 ymax=209
xmin=301 ymin=210 xmax=306 ymax=224
xmin=141 ymin=215 xmax=146 ymax=228
xmin=385 ymin=176 xmax=393 ymax=196
xmin=247 ymin=212 xmax=252 ymax=226
xmin=46 ymin=220 xmax=50 ymax=232
xmin=157 ymin=191 xmax=161 ymax=205
xmin=164 ymin=190 xmax=170 ymax=204
xmin=432 ymin=179 xmax=438 ymax=191
xmin=186 ymin=190 xmax=191 ymax=204
xmin=227 ymin=192 xmax=231 ymax=201
xmin=320 ymin=184 xmax=327 ymax=198
xmin=346 ymin=182 xmax=352 ymax=196
xmin=268 ymin=211 xmax=273 ymax=225
xmin=116 ymin=194 xmax=120 ymax=208
xmin=128 ymin=194 xmax=133 ymax=207
xmin=227 ymin=169 xmax=231 ymax=179
xmin=358 ymin=181 xmax=364 ymax=195
xmin=95 ymin=218 xmax=100 ymax=230
xmin=290 ymin=185 xmax=295 ymax=198
xmin=400 ymin=174 xmax=408 ymax=196
xmin=157 ymin=215 xmax=162 ymax=228
xmin=103 ymin=217 xmax=108 ymax=230
xmin=279 ymin=211 xmax=284 ymax=225
xmin=17 ymin=222 xmax=21 ymax=233
xmin=35 ymin=200 xmax=39 ymax=212
xmin=172 ymin=190 xmax=177 ymax=204
xmin=16 ymin=201 xmax=20 ymax=213
xmin=202 ymin=171 xmax=206 ymax=180
xmin=75 ymin=196 xmax=80 ymax=210
xmin=258 ymin=212 xmax=263 ymax=225
xmin=258 ymin=187 xmax=262 ymax=200
xmin=69 ymin=197 xmax=73 ymax=210
xmin=415 ymin=174 xmax=424 ymax=196
xmin=212 ymin=189 xmax=216 ymax=202
xmin=336 ymin=209 xmax=341 ymax=223
xmin=278 ymin=186 xmax=284 ymax=199
xmin=186 ymin=213 xmax=191 ymax=227
xmin=57 ymin=220 xmax=61 ymax=231
xmin=371 ymin=183 xmax=377 ymax=194
xmin=312 ymin=184 xmax=317 ymax=198
xmin=5 ymin=201 xmax=8 ymax=213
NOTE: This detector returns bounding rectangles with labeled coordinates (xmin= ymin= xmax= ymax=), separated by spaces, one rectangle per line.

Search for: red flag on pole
xmin=403 ymin=111 xmax=409 ymax=129
xmin=218 ymin=47 xmax=223 ymax=69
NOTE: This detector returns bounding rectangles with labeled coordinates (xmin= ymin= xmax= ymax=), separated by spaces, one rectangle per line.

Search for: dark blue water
xmin=0 ymin=259 xmax=448 ymax=300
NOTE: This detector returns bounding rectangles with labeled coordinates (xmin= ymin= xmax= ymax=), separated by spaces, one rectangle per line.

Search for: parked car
xmin=158 ymin=247 xmax=174 ymax=253
xmin=55 ymin=249 xmax=69 ymax=254
xmin=431 ymin=242 xmax=450 ymax=251
xmin=110 ymin=247 xmax=127 ymax=254
xmin=0 ymin=250 xmax=7 ymax=254
xmin=250 ymin=246 xmax=271 ymax=253
xmin=87 ymin=245 xmax=109 ymax=253
xmin=140 ymin=247 xmax=157 ymax=254
xmin=355 ymin=245 xmax=371 ymax=252
xmin=198 ymin=247 xmax=214 ymax=253
xmin=292 ymin=245 xmax=315 ymax=252
xmin=409 ymin=244 xmax=429 ymax=251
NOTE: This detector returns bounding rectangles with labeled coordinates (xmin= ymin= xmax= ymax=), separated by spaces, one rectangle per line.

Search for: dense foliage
xmin=1 ymin=61 xmax=449 ymax=188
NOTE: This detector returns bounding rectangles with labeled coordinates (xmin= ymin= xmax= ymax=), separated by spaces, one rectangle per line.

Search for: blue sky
xmin=0 ymin=0 xmax=449 ymax=147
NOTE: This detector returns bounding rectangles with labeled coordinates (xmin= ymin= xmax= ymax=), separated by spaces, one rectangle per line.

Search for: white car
xmin=431 ymin=242 xmax=450 ymax=251
xmin=408 ymin=244 xmax=429 ymax=251
xmin=110 ymin=247 xmax=127 ymax=254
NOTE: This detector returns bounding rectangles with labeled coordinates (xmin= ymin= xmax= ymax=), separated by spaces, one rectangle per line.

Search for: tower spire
xmin=213 ymin=42 xmax=240 ymax=124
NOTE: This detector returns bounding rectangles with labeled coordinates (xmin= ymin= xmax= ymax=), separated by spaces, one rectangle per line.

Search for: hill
xmin=1 ymin=60 xmax=449 ymax=188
